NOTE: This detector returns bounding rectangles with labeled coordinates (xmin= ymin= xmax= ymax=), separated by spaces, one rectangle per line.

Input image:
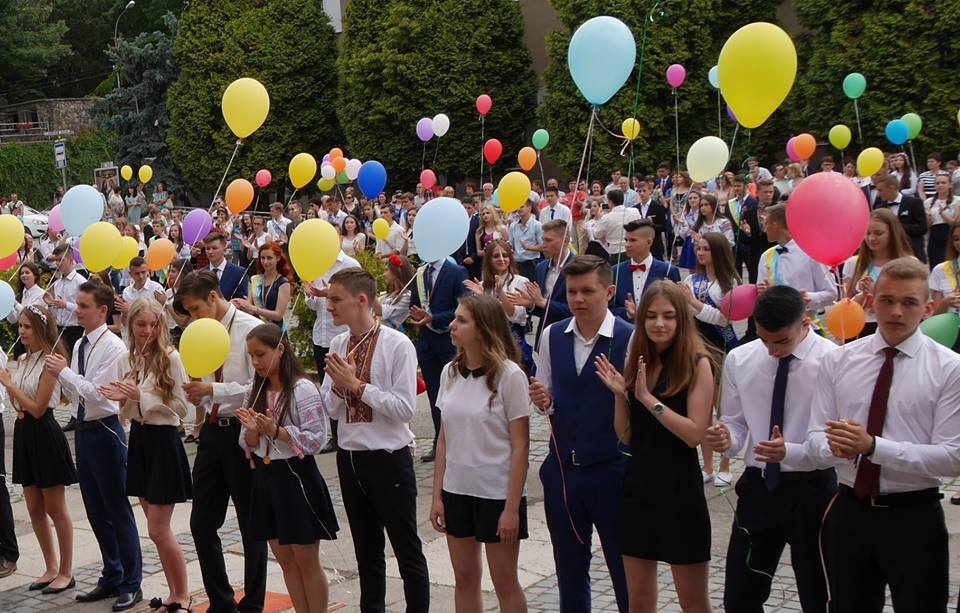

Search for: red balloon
xmin=720 ymin=284 xmax=758 ymax=321
xmin=483 ymin=138 xmax=502 ymax=165
xmin=255 ymin=169 xmax=271 ymax=188
xmin=476 ymin=94 xmax=492 ymax=117
xmin=420 ymin=169 xmax=437 ymax=190
xmin=0 ymin=252 xmax=18 ymax=271
xmin=786 ymin=173 xmax=870 ymax=267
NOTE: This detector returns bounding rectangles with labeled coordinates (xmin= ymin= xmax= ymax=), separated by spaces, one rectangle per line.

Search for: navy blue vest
xmin=547 ymin=316 xmax=632 ymax=468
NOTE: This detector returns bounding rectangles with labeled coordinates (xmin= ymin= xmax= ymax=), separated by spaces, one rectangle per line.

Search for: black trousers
xmin=822 ymin=485 xmax=948 ymax=612
xmin=417 ymin=342 xmax=454 ymax=446
xmin=0 ymin=418 xmax=18 ymax=565
xmin=516 ymin=259 xmax=537 ymax=283
xmin=190 ymin=420 xmax=267 ymax=613
xmin=724 ymin=467 xmax=836 ymax=613
xmin=313 ymin=345 xmax=338 ymax=444
xmin=337 ymin=448 xmax=429 ymax=613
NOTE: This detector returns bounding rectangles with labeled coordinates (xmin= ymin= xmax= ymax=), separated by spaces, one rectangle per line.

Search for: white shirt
xmin=496 ymin=274 xmax=530 ymax=325
xmin=321 ymin=325 xmax=417 ymax=452
xmin=205 ymin=304 xmax=262 ymax=417
xmin=267 ymin=216 xmax=291 ymax=241
xmin=58 ymin=324 xmax=126 ymax=421
xmin=924 ymin=196 xmax=959 ymax=226
xmin=807 ymin=330 xmax=960 ymax=493
xmin=380 ymin=291 xmax=411 ymax=329
xmin=242 ymin=378 xmax=327 ymax=459
xmin=629 ymin=254 xmax=653 ymax=300
xmin=930 ymin=260 xmax=959 ymax=313
xmin=120 ymin=349 xmax=192 ymax=427
xmin=375 ymin=221 xmax=406 ymax=257
xmin=757 ymin=240 xmax=836 ymax=310
xmin=543 ymin=253 xmax=571 ymax=300
xmin=7 ymin=285 xmax=46 ymax=325
xmin=437 ymin=360 xmax=531 ymax=499
xmin=206 ymin=259 xmax=227 ymax=279
xmin=50 ymin=269 xmax=86 ymax=327
xmin=39 ymin=237 xmax=59 ymax=261
xmin=10 ymin=350 xmax=61 ymax=414
xmin=305 ymin=252 xmax=361 ymax=347
xmin=539 ymin=204 xmax=572 ymax=226
xmin=721 ymin=331 xmax=838 ymax=471
xmin=122 ymin=279 xmax=164 ymax=308
xmin=593 ymin=205 xmax=641 ymax=254
xmin=326 ymin=209 xmax=348 ymax=228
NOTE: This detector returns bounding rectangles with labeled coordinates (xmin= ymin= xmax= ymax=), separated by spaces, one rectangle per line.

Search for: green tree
xmin=0 ymin=0 xmax=69 ymax=104
xmin=336 ymin=0 xmax=537 ymax=188
xmin=167 ymin=0 xmax=341 ymax=199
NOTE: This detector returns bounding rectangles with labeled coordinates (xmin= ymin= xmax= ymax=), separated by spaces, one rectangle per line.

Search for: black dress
xmin=619 ymin=369 xmax=711 ymax=564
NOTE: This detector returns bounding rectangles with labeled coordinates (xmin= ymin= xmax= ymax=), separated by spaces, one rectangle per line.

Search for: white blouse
xmin=931 ymin=260 xmax=959 ymax=313
xmin=120 ymin=349 xmax=192 ymax=426
xmin=12 ymin=350 xmax=61 ymax=412
xmin=486 ymin=274 xmax=529 ymax=326
xmin=380 ymin=291 xmax=411 ymax=329
xmin=681 ymin=275 xmax=731 ymax=326
xmin=924 ymin=196 xmax=958 ymax=226
xmin=241 ymin=378 xmax=327 ymax=460
xmin=341 ymin=234 xmax=366 ymax=257
xmin=7 ymin=285 xmax=46 ymax=325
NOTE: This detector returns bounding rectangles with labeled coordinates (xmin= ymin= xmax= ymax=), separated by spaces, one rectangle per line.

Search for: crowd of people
xmin=0 ymin=145 xmax=957 ymax=613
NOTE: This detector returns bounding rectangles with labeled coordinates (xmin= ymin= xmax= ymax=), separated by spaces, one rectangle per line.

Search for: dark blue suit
xmin=209 ymin=262 xmax=248 ymax=300
xmin=532 ymin=253 xmax=574 ymax=345
xmin=410 ymin=259 xmax=469 ymax=445
xmin=611 ymin=258 xmax=680 ymax=320
xmin=453 ymin=213 xmax=482 ymax=279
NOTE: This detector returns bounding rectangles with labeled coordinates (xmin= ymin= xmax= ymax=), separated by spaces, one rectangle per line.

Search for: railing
xmin=0 ymin=121 xmax=63 ymax=145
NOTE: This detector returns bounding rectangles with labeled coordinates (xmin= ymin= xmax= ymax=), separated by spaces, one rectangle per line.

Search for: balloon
xmin=432 ymin=113 xmax=450 ymax=137
xmin=317 ymin=177 xmax=335 ymax=191
xmin=79 ymin=221 xmax=121 ymax=273
xmin=498 ymin=172 xmax=532 ymax=214
xmin=726 ymin=105 xmax=738 ymax=123
xmin=60 ymin=184 xmax=105 ymax=236
xmin=138 ymin=165 xmax=153 ymax=184
xmin=826 ymin=299 xmax=866 ymax=340
xmin=330 ymin=147 xmax=344 ymax=159
xmin=476 ymin=94 xmax=492 ymax=116
xmin=322 ymin=154 xmax=331 ymax=164
xmin=221 ymin=77 xmax=270 ymax=139
xmin=372 ymin=218 xmax=390 ymax=241
xmin=420 ymin=169 xmax=437 ymax=190
xmin=289 ymin=153 xmax=317 ymax=189
xmin=288 ymin=219 xmax=340 ymax=282
xmin=336 ymin=170 xmax=350 ymax=185
xmin=72 ymin=238 xmax=83 ymax=265
xmin=225 ymin=178 xmax=254 ymax=214
xmin=919 ymin=313 xmax=959 ymax=349
xmin=686 ymin=136 xmax=730 ymax=182
xmin=718 ymin=22 xmax=796 ymax=128
xmin=416 ymin=117 xmax=433 ymax=142
xmin=413 ymin=197 xmax=470 ymax=262
xmin=255 ymin=169 xmax=271 ymax=188
xmin=331 ymin=156 xmax=347 ymax=173
xmin=901 ymin=113 xmax=922 ymax=140
xmin=794 ymin=133 xmax=816 ymax=160
xmin=720 ymin=284 xmax=758 ymax=321
xmin=112 ymin=235 xmax=139 ymax=270
xmin=345 ymin=158 xmax=362 ymax=181
xmin=492 ymin=188 xmax=500 ymax=208
xmin=180 ymin=318 xmax=231 ymax=378
xmin=842 ymin=72 xmax=866 ymax=100
xmin=857 ymin=147 xmax=884 ymax=177
xmin=786 ymin=172 xmax=870 ymax=266
xmin=0 ymin=252 xmax=17 ymax=271
xmin=707 ymin=65 xmax=720 ymax=89
xmin=568 ymin=16 xmax=636 ymax=106
xmin=0 ymin=215 xmax=24 ymax=257
xmin=182 ymin=208 xmax=213 ymax=245
xmin=517 ymin=147 xmax=537 ymax=172
xmin=828 ymin=124 xmax=852 ymax=150
xmin=46 ymin=204 xmax=64 ymax=234
xmin=621 ymin=118 xmax=640 ymax=141
xmin=0 ymin=281 xmax=14 ymax=319
xmin=786 ymin=136 xmax=801 ymax=163
xmin=885 ymin=119 xmax=909 ymax=146
xmin=666 ymin=63 xmax=686 ymax=89
xmin=483 ymin=139 xmax=503 ymax=165
xmin=120 ymin=165 xmax=133 ymax=181
xmin=146 ymin=238 xmax=176 ymax=271
xmin=320 ymin=164 xmax=336 ymax=180
xmin=357 ymin=160 xmax=387 ymax=199
xmin=531 ymin=128 xmax=549 ymax=151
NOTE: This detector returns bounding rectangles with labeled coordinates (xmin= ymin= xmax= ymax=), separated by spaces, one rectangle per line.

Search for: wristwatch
xmin=651 ymin=402 xmax=665 ymax=417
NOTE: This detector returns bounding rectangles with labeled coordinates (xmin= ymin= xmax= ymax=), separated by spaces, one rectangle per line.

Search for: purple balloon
xmin=666 ymin=63 xmax=686 ymax=89
xmin=416 ymin=117 xmax=434 ymax=143
xmin=726 ymin=105 xmax=738 ymax=123
xmin=183 ymin=208 xmax=213 ymax=245
xmin=48 ymin=204 xmax=64 ymax=233
xmin=72 ymin=238 xmax=83 ymax=265
xmin=322 ymin=154 xmax=331 ymax=164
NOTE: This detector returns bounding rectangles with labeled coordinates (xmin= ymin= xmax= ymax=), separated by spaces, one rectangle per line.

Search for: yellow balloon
xmin=0 ymin=215 xmax=24 ymax=258
xmin=857 ymin=147 xmax=884 ymax=177
xmin=497 ymin=172 xmax=531 ymax=214
xmin=111 ymin=236 xmax=140 ymax=270
xmin=288 ymin=219 xmax=341 ymax=282
xmin=289 ymin=153 xmax=317 ymax=189
xmin=138 ymin=165 xmax=153 ymax=184
xmin=180 ymin=318 xmax=230 ymax=378
xmin=828 ymin=124 xmax=852 ymax=150
xmin=120 ymin=165 xmax=133 ymax=181
xmin=317 ymin=177 xmax=335 ymax=191
xmin=718 ymin=22 xmax=796 ymax=129
xmin=79 ymin=221 xmax=121 ymax=273
xmin=221 ymin=77 xmax=270 ymax=139
xmin=372 ymin=218 xmax=390 ymax=241
xmin=622 ymin=118 xmax=640 ymax=141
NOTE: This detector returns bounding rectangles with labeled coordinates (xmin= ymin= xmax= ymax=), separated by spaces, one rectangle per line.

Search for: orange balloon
xmin=826 ymin=298 xmax=866 ymax=340
xmin=794 ymin=133 xmax=816 ymax=160
xmin=517 ymin=147 xmax=537 ymax=172
xmin=225 ymin=178 xmax=254 ymax=214
xmin=332 ymin=156 xmax=347 ymax=173
xmin=145 ymin=238 xmax=176 ymax=272
xmin=330 ymin=147 xmax=344 ymax=159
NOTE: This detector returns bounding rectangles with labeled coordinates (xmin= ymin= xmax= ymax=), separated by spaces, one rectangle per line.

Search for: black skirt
xmin=13 ymin=409 xmax=77 ymax=488
xmin=126 ymin=421 xmax=192 ymax=504
xmin=250 ymin=455 xmax=339 ymax=545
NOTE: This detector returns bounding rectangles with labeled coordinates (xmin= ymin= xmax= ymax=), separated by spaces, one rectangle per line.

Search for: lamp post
xmin=113 ymin=0 xmax=136 ymax=91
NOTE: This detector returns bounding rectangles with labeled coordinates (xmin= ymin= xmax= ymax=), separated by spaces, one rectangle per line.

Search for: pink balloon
xmin=0 ymin=252 xmax=17 ymax=271
xmin=720 ymin=284 xmax=758 ymax=321
xmin=476 ymin=94 xmax=492 ymax=117
xmin=420 ymin=169 xmax=437 ymax=190
xmin=787 ymin=173 xmax=870 ymax=267
xmin=786 ymin=136 xmax=801 ymax=163
xmin=666 ymin=64 xmax=686 ymax=89
xmin=255 ymin=169 xmax=271 ymax=188
xmin=48 ymin=204 xmax=64 ymax=233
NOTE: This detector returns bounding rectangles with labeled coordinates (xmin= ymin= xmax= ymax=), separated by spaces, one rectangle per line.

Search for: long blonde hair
xmin=124 ymin=298 xmax=177 ymax=404
xmin=845 ymin=208 xmax=914 ymax=297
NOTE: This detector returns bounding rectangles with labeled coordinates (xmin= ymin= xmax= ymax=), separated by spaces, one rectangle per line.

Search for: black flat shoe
xmin=951 ymin=492 xmax=960 ymax=505
xmin=113 ymin=589 xmax=143 ymax=611
xmin=318 ymin=439 xmax=337 ymax=454
xmin=184 ymin=434 xmax=196 ymax=443
xmin=420 ymin=448 xmax=436 ymax=463
xmin=28 ymin=579 xmax=53 ymax=591
xmin=41 ymin=577 xmax=75 ymax=594
xmin=62 ymin=417 xmax=76 ymax=432
xmin=76 ymin=584 xmax=119 ymax=602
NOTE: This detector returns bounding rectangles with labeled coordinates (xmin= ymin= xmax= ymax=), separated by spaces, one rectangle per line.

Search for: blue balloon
xmin=60 ymin=184 xmax=105 ymax=237
xmin=357 ymin=160 xmax=387 ymax=199
xmin=885 ymin=119 xmax=909 ymax=145
xmin=568 ymin=16 xmax=636 ymax=106
xmin=0 ymin=280 xmax=14 ymax=319
xmin=492 ymin=188 xmax=500 ymax=208
xmin=708 ymin=65 xmax=720 ymax=90
xmin=412 ymin=197 xmax=469 ymax=263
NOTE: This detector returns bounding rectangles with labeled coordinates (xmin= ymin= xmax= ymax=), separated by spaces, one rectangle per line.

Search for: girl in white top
xmin=931 ymin=222 xmax=960 ymax=315
xmin=402 ymin=207 xmax=418 ymax=259
xmin=8 ymin=262 xmax=46 ymax=326
xmin=339 ymin=214 xmax=367 ymax=257
xmin=689 ymin=194 xmax=735 ymax=247
xmin=430 ymin=293 xmax=530 ymax=612
xmin=378 ymin=255 xmax=413 ymax=330
xmin=924 ymin=174 xmax=959 ymax=266
xmin=892 ymin=152 xmax=918 ymax=197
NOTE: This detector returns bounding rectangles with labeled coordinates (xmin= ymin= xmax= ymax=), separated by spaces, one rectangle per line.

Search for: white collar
xmin=565 ymin=310 xmax=616 ymax=344
xmin=83 ymin=323 xmax=110 ymax=345
xmin=869 ymin=327 xmax=924 ymax=358
xmin=220 ymin=304 xmax=237 ymax=327
xmin=632 ymin=254 xmax=654 ymax=268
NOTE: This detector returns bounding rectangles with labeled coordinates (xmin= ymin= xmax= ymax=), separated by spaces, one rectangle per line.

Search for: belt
xmin=208 ymin=416 xmax=238 ymax=428
xmin=76 ymin=415 xmax=119 ymax=432
xmin=745 ymin=466 xmax=831 ymax=482
xmin=839 ymin=484 xmax=942 ymax=508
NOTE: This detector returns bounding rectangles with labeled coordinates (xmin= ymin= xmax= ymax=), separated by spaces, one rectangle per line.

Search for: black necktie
xmin=77 ymin=336 xmax=89 ymax=422
xmin=775 ymin=245 xmax=789 ymax=254
xmin=765 ymin=354 xmax=794 ymax=491
xmin=425 ymin=265 xmax=435 ymax=296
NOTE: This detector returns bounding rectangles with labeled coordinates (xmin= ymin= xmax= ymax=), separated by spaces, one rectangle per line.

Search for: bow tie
xmin=629 ymin=263 xmax=647 ymax=272
xmin=880 ymin=200 xmax=896 ymax=208
xmin=775 ymin=245 xmax=789 ymax=254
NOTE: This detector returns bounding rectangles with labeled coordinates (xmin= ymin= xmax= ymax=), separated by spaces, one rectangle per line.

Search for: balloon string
xmin=5 ymin=247 xmax=72 ymax=356
xmin=716 ymin=89 xmax=722 ymax=139
xmin=728 ymin=123 xmax=740 ymax=163
xmin=853 ymin=100 xmax=863 ymax=145
xmin=908 ymin=141 xmax=918 ymax=176
xmin=537 ymin=153 xmax=546 ymax=196
xmin=479 ymin=115 xmax=485 ymax=188
xmin=673 ymin=88 xmax=681 ymax=172
xmin=433 ymin=137 xmax=440 ymax=166
xmin=421 ymin=142 xmax=426 ymax=172
xmin=627 ymin=1 xmax=661 ymax=126
xmin=285 ymin=189 xmax=299 ymax=209
xmin=209 ymin=139 xmax=243 ymax=213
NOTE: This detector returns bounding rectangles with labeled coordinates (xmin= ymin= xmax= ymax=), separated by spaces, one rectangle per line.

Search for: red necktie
xmin=628 ymin=263 xmax=647 ymax=272
xmin=853 ymin=347 xmax=898 ymax=498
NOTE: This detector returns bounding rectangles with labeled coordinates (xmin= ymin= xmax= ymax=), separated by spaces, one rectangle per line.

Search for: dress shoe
xmin=42 ymin=577 xmax=75 ymax=594
xmin=318 ymin=439 xmax=337 ymax=454
xmin=76 ymin=584 xmax=119 ymax=602
xmin=420 ymin=447 xmax=436 ymax=463
xmin=62 ymin=417 xmax=76 ymax=432
xmin=113 ymin=589 xmax=143 ymax=611
xmin=28 ymin=578 xmax=53 ymax=591
xmin=0 ymin=560 xmax=16 ymax=579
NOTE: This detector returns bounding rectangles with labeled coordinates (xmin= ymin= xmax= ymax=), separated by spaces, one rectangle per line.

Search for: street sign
xmin=54 ymin=142 xmax=67 ymax=169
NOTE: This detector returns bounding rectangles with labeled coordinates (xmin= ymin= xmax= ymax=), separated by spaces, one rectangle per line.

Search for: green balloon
xmin=532 ymin=128 xmax=549 ymax=151
xmin=901 ymin=112 xmax=922 ymax=140
xmin=842 ymin=72 xmax=866 ymax=100
xmin=919 ymin=312 xmax=959 ymax=348
xmin=336 ymin=170 xmax=350 ymax=184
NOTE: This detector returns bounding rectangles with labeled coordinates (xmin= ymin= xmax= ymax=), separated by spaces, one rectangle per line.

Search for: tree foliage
xmin=337 ymin=0 xmax=537 ymax=188
xmin=0 ymin=0 xmax=70 ymax=104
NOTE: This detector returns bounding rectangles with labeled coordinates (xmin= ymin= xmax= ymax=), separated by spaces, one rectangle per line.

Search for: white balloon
xmin=686 ymin=136 xmax=730 ymax=182
xmin=0 ymin=280 xmax=14 ymax=319
xmin=320 ymin=164 xmax=336 ymax=180
xmin=60 ymin=184 xmax=105 ymax=237
xmin=432 ymin=113 xmax=451 ymax=138
xmin=345 ymin=158 xmax=363 ymax=181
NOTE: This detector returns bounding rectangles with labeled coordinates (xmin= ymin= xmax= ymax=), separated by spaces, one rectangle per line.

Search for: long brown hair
xmin=124 ymin=298 xmax=177 ymax=404
xmin=386 ymin=254 xmax=414 ymax=296
xmin=846 ymin=208 xmax=914 ymax=297
xmin=481 ymin=240 xmax=520 ymax=293
xmin=947 ymin=222 xmax=960 ymax=262
xmin=246 ymin=324 xmax=308 ymax=425
xmin=625 ymin=281 xmax=715 ymax=397
xmin=16 ymin=262 xmax=41 ymax=301
xmin=19 ymin=304 xmax=65 ymax=358
xmin=694 ymin=232 xmax=740 ymax=295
